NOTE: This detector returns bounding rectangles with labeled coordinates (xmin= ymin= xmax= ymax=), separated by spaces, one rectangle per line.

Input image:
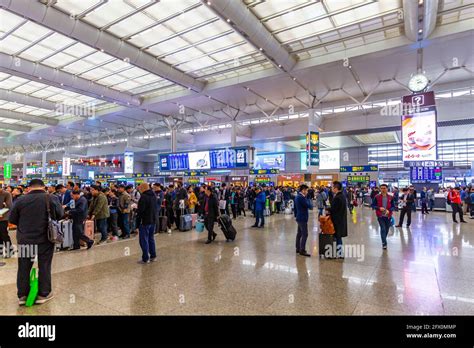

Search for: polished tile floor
xmin=0 ymin=206 xmax=473 ymax=315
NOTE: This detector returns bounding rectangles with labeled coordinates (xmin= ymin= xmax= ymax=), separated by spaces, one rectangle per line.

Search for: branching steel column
xmin=205 ymin=0 xmax=297 ymax=72
xmin=0 ymin=53 xmax=141 ymax=106
xmin=0 ymin=0 xmax=205 ymax=92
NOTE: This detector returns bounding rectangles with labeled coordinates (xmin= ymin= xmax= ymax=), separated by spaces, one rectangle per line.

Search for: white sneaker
xmin=167 ymin=229 xmax=172 ymax=234
xmin=36 ymin=293 xmax=54 ymax=304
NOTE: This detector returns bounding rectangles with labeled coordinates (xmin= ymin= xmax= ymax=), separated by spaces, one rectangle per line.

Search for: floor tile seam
xmin=35 ymin=284 xmax=127 ymax=315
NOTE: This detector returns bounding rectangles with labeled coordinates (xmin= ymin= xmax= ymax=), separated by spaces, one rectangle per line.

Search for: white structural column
xmin=231 ymin=120 xmax=237 ymax=147
xmin=171 ymin=128 xmax=178 ymax=153
xmin=22 ymin=153 xmax=27 ymax=178
xmin=42 ymin=151 xmax=47 ymax=180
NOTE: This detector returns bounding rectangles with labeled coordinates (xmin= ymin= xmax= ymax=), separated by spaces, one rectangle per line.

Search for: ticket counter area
xmin=277 ymin=174 xmax=303 ymax=187
xmin=310 ymin=174 xmax=339 ymax=187
xmin=227 ymin=176 xmax=248 ymax=187
xmin=251 ymin=176 xmax=275 ymax=187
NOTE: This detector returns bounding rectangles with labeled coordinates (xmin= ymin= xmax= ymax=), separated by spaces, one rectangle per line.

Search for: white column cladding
xmin=42 ymin=151 xmax=47 ymax=179
xmin=231 ymin=120 xmax=237 ymax=147
xmin=171 ymin=128 xmax=177 ymax=153
xmin=307 ymin=109 xmax=323 ymax=174
xmin=22 ymin=153 xmax=27 ymax=178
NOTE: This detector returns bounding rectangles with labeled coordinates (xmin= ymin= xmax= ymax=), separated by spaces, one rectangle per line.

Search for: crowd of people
xmin=2 ymin=176 xmax=473 ymax=306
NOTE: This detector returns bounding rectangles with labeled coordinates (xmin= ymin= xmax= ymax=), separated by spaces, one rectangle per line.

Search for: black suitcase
xmin=218 ymin=215 xmax=236 ymax=241
xmin=319 ymin=233 xmax=335 ymax=258
xmin=158 ymin=215 xmax=168 ymax=232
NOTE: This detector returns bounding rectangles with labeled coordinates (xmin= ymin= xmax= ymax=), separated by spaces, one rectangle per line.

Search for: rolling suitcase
xmin=84 ymin=220 xmax=95 ymax=240
xmin=191 ymin=213 xmax=198 ymax=227
xmin=218 ymin=215 xmax=236 ymax=241
xmin=158 ymin=215 xmax=168 ymax=232
xmin=319 ymin=233 xmax=335 ymax=258
xmin=60 ymin=219 xmax=73 ymax=250
xmin=179 ymin=209 xmax=192 ymax=231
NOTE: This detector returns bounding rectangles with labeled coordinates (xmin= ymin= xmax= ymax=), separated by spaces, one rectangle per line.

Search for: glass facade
xmin=368 ymin=139 xmax=474 ymax=169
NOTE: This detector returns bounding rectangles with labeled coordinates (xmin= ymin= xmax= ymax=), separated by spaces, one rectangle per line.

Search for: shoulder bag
xmin=46 ymin=195 xmax=64 ymax=244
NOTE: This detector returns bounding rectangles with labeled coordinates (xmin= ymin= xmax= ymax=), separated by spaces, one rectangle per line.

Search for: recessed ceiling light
xmin=418 ymin=29 xmax=423 ymax=33
xmin=38 ymin=77 xmax=42 ymax=80
xmin=259 ymin=47 xmax=263 ymax=51
xmin=278 ymin=64 xmax=282 ymax=68
xmin=100 ymin=49 xmax=104 ymax=52
xmin=292 ymin=77 xmax=296 ymax=81
xmin=207 ymin=1 xmax=211 ymax=5
xmin=226 ymin=19 xmax=230 ymax=22
xmin=60 ymin=83 xmax=64 ymax=86
xmin=357 ymin=80 xmax=360 ymax=84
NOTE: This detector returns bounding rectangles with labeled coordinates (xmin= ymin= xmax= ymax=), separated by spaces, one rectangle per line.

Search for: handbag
xmin=46 ymin=195 xmax=64 ymax=244
xmin=195 ymin=220 xmax=205 ymax=233
xmin=219 ymin=199 xmax=227 ymax=210
xmin=25 ymin=268 xmax=39 ymax=307
xmin=319 ymin=215 xmax=335 ymax=235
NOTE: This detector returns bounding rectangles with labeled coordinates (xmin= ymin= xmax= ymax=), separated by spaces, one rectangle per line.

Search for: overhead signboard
xmin=183 ymin=171 xmax=208 ymax=177
xmin=340 ymin=165 xmax=379 ymax=172
xmin=404 ymin=160 xmax=453 ymax=168
xmin=188 ymin=151 xmax=211 ymax=170
xmin=347 ymin=175 xmax=370 ymax=183
xmin=159 ymin=147 xmax=249 ymax=171
xmin=3 ymin=162 xmax=12 ymax=179
xmin=254 ymin=153 xmax=285 ymax=171
xmin=249 ymin=169 xmax=280 ymax=175
xmin=62 ymin=157 xmax=71 ymax=176
xmin=124 ymin=151 xmax=134 ymax=174
xmin=306 ymin=131 xmax=320 ymax=167
xmin=210 ymin=147 xmax=248 ymax=169
xmin=132 ymin=173 xmax=152 ymax=178
xmin=319 ymin=150 xmax=340 ymax=170
xmin=410 ymin=166 xmax=443 ymax=183
xmin=401 ymin=91 xmax=437 ymax=161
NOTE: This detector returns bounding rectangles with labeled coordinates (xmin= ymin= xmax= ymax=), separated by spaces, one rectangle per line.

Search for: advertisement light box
xmin=188 ymin=151 xmax=211 ymax=170
xmin=254 ymin=153 xmax=285 ymax=171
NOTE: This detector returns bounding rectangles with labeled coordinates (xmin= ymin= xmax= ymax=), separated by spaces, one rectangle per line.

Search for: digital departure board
xmin=410 ymin=166 xmax=442 ymax=183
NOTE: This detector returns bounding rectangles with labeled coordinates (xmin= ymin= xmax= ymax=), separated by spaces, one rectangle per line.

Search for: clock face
xmin=408 ymin=74 xmax=429 ymax=92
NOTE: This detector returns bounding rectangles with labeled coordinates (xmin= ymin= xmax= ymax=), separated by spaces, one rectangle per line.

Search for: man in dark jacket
xmin=328 ymin=181 xmax=347 ymax=259
xmin=88 ymin=185 xmax=110 ymax=244
xmin=152 ymin=183 xmax=164 ymax=234
xmin=252 ymin=187 xmax=266 ymax=228
xmin=295 ymin=184 xmax=313 ymax=257
xmin=174 ymin=181 xmax=187 ymax=230
xmin=137 ymin=183 xmax=157 ymax=264
xmin=203 ymin=185 xmax=219 ymax=244
xmin=9 ymin=179 xmax=63 ymax=305
xmin=66 ymin=190 xmax=94 ymax=250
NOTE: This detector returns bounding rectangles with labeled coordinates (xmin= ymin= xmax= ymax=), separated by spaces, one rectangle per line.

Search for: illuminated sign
xmin=132 ymin=173 xmax=152 ymax=178
xmin=249 ymin=169 xmax=280 ymax=175
xmin=340 ymin=165 xmax=379 ymax=172
xmin=124 ymin=152 xmax=134 ymax=174
xmin=401 ymin=92 xmax=437 ymax=161
xmin=62 ymin=157 xmax=71 ymax=176
xmin=3 ymin=162 xmax=12 ymax=179
xmin=254 ymin=153 xmax=285 ymax=171
xmin=410 ymin=166 xmax=442 ymax=183
xmin=404 ymin=160 xmax=452 ymax=168
xmin=306 ymin=131 xmax=319 ymax=167
xmin=347 ymin=175 xmax=370 ymax=182
xmin=183 ymin=171 xmax=208 ymax=177
xmin=160 ymin=147 xmax=249 ymax=171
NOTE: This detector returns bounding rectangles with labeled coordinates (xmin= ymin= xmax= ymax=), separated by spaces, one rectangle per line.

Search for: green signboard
xmin=3 ymin=162 xmax=12 ymax=179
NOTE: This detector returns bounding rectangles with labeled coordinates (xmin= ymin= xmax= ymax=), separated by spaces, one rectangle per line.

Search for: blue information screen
xmin=160 ymin=147 xmax=249 ymax=171
xmin=410 ymin=166 xmax=442 ymax=183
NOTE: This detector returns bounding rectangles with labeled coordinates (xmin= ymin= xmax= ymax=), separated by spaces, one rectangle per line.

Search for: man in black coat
xmin=203 ymin=185 xmax=219 ymax=244
xmin=65 ymin=190 xmax=94 ymax=250
xmin=137 ymin=183 xmax=157 ymax=264
xmin=328 ymin=181 xmax=348 ymax=258
xmin=9 ymin=179 xmax=64 ymax=305
xmin=174 ymin=181 xmax=188 ymax=230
